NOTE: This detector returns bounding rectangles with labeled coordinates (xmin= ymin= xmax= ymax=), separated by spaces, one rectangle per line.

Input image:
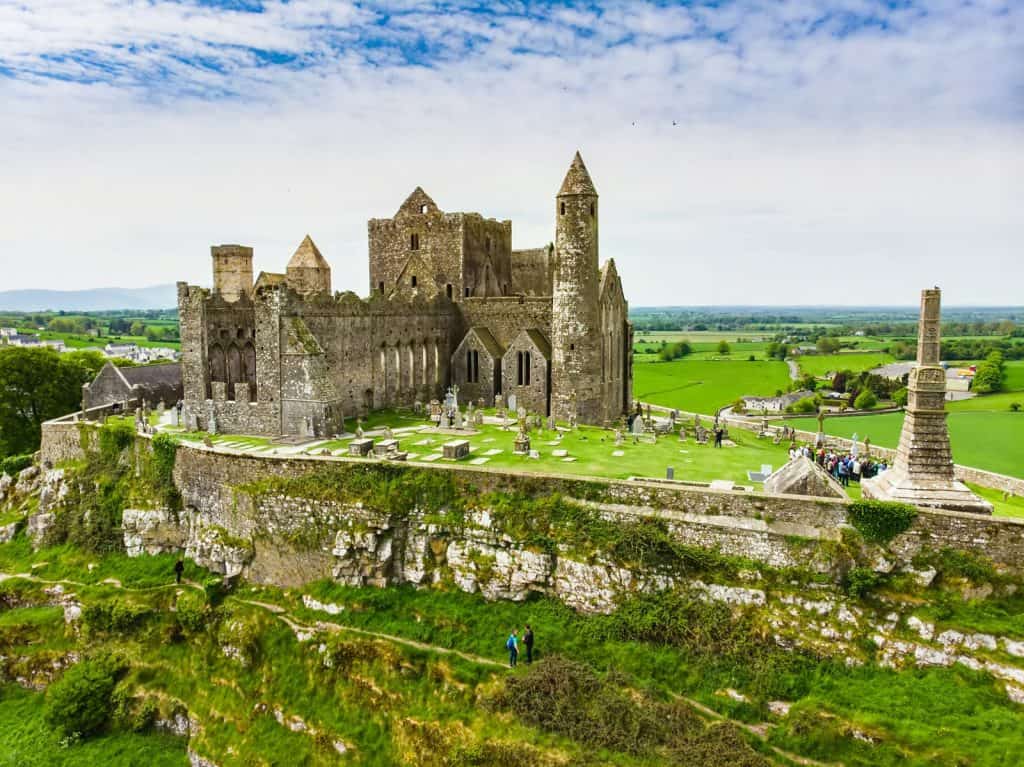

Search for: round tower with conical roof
xmin=550 ymin=151 xmax=603 ymax=423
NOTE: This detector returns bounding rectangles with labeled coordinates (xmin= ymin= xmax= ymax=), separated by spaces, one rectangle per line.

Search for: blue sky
xmin=0 ymin=0 xmax=1021 ymax=304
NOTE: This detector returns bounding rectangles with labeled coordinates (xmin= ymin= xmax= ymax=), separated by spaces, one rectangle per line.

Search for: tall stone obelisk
xmin=862 ymin=288 xmax=992 ymax=514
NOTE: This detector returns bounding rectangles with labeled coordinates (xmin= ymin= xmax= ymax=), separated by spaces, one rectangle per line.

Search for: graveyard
xmin=157 ymin=401 xmax=793 ymax=489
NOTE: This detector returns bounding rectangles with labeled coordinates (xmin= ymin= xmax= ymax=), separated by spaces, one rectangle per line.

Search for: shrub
xmin=786 ymin=397 xmax=817 ymax=415
xmin=717 ymin=340 xmax=731 ymax=355
xmin=853 ymin=390 xmax=878 ymax=410
xmin=0 ymin=454 xmax=33 ymax=476
xmin=97 ymin=420 xmax=136 ymax=465
xmin=893 ymin=387 xmax=909 ymax=408
xmin=844 ymin=567 xmax=884 ymax=597
xmin=175 ymin=591 xmax=209 ymax=633
xmin=44 ymin=655 xmax=125 ymax=740
xmin=847 ymin=500 xmax=917 ymax=544
xmin=1011 ymin=402 xmax=1021 ymax=413
xmin=82 ymin=599 xmax=153 ymax=636
xmin=149 ymin=432 xmax=181 ymax=509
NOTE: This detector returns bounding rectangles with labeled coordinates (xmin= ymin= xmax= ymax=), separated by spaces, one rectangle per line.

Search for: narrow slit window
xmin=446 ymin=284 xmax=453 ymax=299
xmin=411 ymin=275 xmax=418 ymax=287
xmin=378 ymin=281 xmax=385 ymax=294
xmin=410 ymin=233 xmax=420 ymax=250
xmin=524 ymin=351 xmax=531 ymax=385
xmin=560 ymin=202 xmax=565 ymax=216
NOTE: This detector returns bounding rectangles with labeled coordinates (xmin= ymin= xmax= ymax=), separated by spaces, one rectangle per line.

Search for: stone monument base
xmin=861 ymin=473 xmax=993 ymax=515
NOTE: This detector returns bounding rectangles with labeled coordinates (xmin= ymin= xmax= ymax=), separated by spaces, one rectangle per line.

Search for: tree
xmin=129 ymin=321 xmax=146 ymax=337
xmin=854 ymin=390 xmax=878 ymax=410
xmin=972 ymin=351 xmax=1005 ymax=394
xmin=893 ymin=387 xmax=909 ymax=408
xmin=0 ymin=347 xmax=92 ymax=457
xmin=716 ymin=340 xmax=731 ymax=355
xmin=816 ymin=337 xmax=840 ymax=354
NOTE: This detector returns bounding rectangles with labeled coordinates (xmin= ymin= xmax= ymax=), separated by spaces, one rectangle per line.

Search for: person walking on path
xmin=523 ymin=625 xmax=534 ymax=664
xmin=174 ymin=559 xmax=185 ymax=585
xmin=506 ymin=630 xmax=519 ymax=668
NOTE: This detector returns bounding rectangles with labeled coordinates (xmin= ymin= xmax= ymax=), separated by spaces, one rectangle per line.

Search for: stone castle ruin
xmin=177 ymin=152 xmax=632 ymax=437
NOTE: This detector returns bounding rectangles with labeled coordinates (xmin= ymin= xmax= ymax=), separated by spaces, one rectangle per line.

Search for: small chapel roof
xmin=287 ymin=235 xmax=330 ymax=270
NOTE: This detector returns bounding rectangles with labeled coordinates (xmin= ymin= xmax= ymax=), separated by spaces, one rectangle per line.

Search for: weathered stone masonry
xmin=177 ymin=152 xmax=632 ymax=439
xmin=109 ymin=441 xmax=1024 ymax=608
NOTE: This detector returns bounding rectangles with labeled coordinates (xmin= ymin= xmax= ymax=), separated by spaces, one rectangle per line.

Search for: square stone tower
xmin=862 ymin=288 xmax=992 ymax=514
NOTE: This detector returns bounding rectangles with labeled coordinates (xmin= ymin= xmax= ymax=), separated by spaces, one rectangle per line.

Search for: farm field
xmin=1004 ymin=360 xmax=1024 ymax=391
xmin=784 ymin=404 xmax=1024 ymax=480
xmin=796 ymin=352 xmax=895 ymax=378
xmin=633 ymin=358 xmax=791 ymax=415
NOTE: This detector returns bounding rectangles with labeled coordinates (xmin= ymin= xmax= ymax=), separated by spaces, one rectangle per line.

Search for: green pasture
xmin=633 ymin=359 xmax=791 ymax=414
xmin=796 ymin=352 xmax=895 ymax=378
xmin=1004 ymin=360 xmax=1024 ymax=391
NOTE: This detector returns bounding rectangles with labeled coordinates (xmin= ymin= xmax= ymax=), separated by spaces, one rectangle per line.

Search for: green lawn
xmin=306 ymin=417 xmax=791 ymax=487
xmin=633 ymin=358 xmax=791 ymax=415
xmin=796 ymin=352 xmax=895 ymax=378
xmin=784 ymin=398 xmax=1024 ymax=481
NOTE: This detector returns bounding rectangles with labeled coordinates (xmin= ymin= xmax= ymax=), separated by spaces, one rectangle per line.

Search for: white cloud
xmin=0 ymin=0 xmax=1020 ymax=305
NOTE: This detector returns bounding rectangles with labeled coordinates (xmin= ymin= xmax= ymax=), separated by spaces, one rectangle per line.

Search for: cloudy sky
xmin=0 ymin=0 xmax=1021 ymax=306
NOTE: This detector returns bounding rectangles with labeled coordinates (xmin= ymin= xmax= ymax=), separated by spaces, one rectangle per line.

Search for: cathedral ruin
xmin=177 ymin=152 xmax=632 ymax=438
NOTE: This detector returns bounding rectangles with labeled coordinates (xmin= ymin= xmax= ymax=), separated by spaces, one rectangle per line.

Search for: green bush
xmin=1011 ymin=402 xmax=1021 ymax=412
xmin=893 ymin=387 xmax=909 ymax=408
xmin=97 ymin=420 xmax=135 ymax=465
xmin=853 ymin=389 xmax=878 ymax=410
xmin=43 ymin=655 xmax=125 ymax=740
xmin=786 ymin=397 xmax=817 ymax=414
xmin=847 ymin=500 xmax=917 ymax=544
xmin=0 ymin=454 xmax=33 ymax=476
xmin=175 ymin=591 xmax=209 ymax=633
xmin=845 ymin=567 xmax=884 ymax=597
xmin=82 ymin=599 xmax=153 ymax=636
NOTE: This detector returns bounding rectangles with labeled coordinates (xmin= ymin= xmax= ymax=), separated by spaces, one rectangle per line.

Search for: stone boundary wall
xmin=168 ymin=442 xmax=1024 ymax=574
xmin=647 ymin=404 xmax=1024 ymax=497
xmin=39 ymin=403 xmax=132 ymax=467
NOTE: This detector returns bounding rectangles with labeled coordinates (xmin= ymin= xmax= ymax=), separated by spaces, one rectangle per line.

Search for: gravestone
xmin=348 ymin=439 xmax=374 ymax=456
xmin=513 ymin=427 xmax=531 ymax=455
xmin=443 ymin=440 xmax=470 ymax=460
xmin=374 ymin=439 xmax=398 ymax=457
xmin=666 ymin=467 xmax=674 ymax=480
xmin=508 ymin=393 xmax=517 ymax=413
xmin=473 ymin=409 xmax=484 ymax=426
xmin=546 ymin=416 xmax=556 ymax=431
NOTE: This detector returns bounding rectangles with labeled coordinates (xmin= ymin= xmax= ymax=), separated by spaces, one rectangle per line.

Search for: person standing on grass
xmin=713 ymin=427 xmax=723 ymax=448
xmin=174 ymin=558 xmax=185 ymax=585
xmin=506 ymin=629 xmax=519 ymax=668
xmin=523 ymin=625 xmax=534 ymax=664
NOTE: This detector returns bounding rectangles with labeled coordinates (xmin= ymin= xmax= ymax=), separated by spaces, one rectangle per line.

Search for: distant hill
xmin=0 ymin=285 xmax=178 ymax=311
